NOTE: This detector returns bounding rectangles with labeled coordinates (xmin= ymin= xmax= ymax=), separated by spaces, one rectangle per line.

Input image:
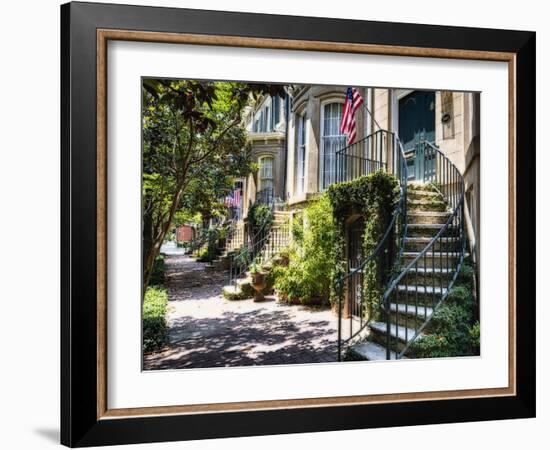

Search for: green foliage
xmin=470 ymin=321 xmax=480 ymax=353
xmin=247 ymin=203 xmax=274 ymax=235
xmin=274 ymin=194 xmax=339 ymax=305
xmin=195 ymin=228 xmax=224 ymax=262
xmin=149 ymin=254 xmax=165 ymax=287
xmin=142 ymin=80 xmax=284 ymax=290
xmin=173 ymin=210 xmax=201 ymax=229
xmin=273 ymin=172 xmax=399 ymax=308
xmin=249 ymin=262 xmax=261 ymax=274
xmin=143 ymin=286 xmax=168 ymax=353
xmin=412 ymin=261 xmax=480 ymax=358
xmin=328 ymin=171 xmax=399 ymax=317
xmin=223 ymin=283 xmax=255 ymax=300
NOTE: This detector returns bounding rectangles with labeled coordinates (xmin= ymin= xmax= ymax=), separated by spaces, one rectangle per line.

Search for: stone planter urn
xmin=251 ymin=271 xmax=266 ymax=302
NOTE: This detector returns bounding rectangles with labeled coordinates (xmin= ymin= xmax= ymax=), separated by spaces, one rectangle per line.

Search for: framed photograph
xmin=61 ymin=1 xmax=535 ymax=447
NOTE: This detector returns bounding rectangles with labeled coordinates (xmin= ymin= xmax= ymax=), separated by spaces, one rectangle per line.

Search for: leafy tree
xmin=142 ymin=79 xmax=284 ymax=293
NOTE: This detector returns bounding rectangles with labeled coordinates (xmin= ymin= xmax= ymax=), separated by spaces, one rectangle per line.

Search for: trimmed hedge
xmin=149 ymin=254 xmax=165 ymax=286
xmin=143 ymin=286 xmax=168 ymax=353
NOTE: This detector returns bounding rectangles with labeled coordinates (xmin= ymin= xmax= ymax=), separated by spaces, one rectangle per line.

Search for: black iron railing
xmin=335 ymin=129 xmax=390 ymax=183
xmin=336 ymin=130 xmax=408 ymax=360
xmin=228 ymin=220 xmax=290 ymax=288
xmin=381 ymin=140 xmax=466 ymax=359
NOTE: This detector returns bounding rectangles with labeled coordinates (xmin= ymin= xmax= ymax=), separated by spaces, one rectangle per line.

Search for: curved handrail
xmin=382 ymin=139 xmax=466 ymax=359
xmin=336 ymin=131 xmax=409 ymax=359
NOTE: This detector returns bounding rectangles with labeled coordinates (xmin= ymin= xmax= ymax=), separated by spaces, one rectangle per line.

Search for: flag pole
xmin=362 ymin=90 xmax=383 ymax=133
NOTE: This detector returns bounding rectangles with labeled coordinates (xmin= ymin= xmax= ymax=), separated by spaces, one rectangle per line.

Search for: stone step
xmin=408 ymin=211 xmax=451 ymax=225
xmin=406 ymin=223 xmax=459 ymax=238
xmin=404 ymin=236 xmax=461 ymax=252
xmin=397 ymin=284 xmax=447 ymax=295
xmin=369 ymin=321 xmax=418 ymax=353
xmin=349 ymin=341 xmax=401 ymax=360
xmin=407 ymin=189 xmax=442 ymax=201
xmin=392 ymin=285 xmax=446 ymax=307
xmin=407 ymin=199 xmax=447 ymax=213
xmin=386 ymin=303 xmax=433 ymax=328
xmin=407 ymin=182 xmax=438 ymax=192
xmin=406 ymin=224 xmax=444 ymax=238
xmin=402 ymin=266 xmax=453 ymax=284
xmin=403 ymin=251 xmax=462 ymax=268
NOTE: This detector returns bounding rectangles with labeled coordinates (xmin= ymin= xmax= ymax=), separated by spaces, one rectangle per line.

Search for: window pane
xmin=273 ymin=96 xmax=280 ymax=127
xmin=296 ymin=114 xmax=306 ymax=193
xmin=259 ymin=157 xmax=274 ymax=193
xmin=321 ymin=103 xmax=345 ymax=189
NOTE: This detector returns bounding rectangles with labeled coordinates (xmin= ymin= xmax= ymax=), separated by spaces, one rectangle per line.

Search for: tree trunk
xmin=142 ymin=184 xmax=187 ymax=297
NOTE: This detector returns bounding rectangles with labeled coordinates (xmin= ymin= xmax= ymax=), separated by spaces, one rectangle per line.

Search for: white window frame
xmin=258 ymin=155 xmax=274 ymax=192
xmin=296 ymin=112 xmax=307 ymax=194
xmin=319 ymin=99 xmax=346 ymax=191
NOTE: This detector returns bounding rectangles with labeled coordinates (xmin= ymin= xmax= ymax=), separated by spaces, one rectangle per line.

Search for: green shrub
xmin=143 ymin=286 xmax=168 ymax=352
xmin=247 ymin=203 xmax=273 ymax=235
xmin=469 ymin=321 xmax=480 ymax=354
xmin=149 ymin=254 xmax=165 ymax=286
xmin=274 ymin=194 xmax=338 ymax=305
xmin=412 ymin=261 xmax=479 ymax=358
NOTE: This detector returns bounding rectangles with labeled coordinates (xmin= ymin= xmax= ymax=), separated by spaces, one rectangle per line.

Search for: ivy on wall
xmin=327 ymin=171 xmax=399 ymax=319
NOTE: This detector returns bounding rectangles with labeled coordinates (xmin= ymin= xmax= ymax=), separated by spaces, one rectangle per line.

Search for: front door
xmin=398 ymin=91 xmax=436 ymax=181
xmin=347 ymin=218 xmax=364 ymax=318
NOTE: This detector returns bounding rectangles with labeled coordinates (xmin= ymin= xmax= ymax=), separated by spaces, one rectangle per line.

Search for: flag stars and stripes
xmin=224 ymin=189 xmax=242 ymax=207
xmin=340 ymin=87 xmax=364 ymax=145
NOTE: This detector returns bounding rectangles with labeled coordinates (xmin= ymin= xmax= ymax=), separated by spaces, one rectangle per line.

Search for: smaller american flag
xmin=224 ymin=191 xmax=234 ymax=206
xmin=233 ymin=188 xmax=241 ymax=207
xmin=224 ymin=189 xmax=242 ymax=207
xmin=340 ymin=87 xmax=364 ymax=145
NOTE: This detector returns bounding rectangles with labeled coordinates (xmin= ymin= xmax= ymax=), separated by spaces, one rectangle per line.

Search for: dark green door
xmin=398 ymin=91 xmax=436 ymax=181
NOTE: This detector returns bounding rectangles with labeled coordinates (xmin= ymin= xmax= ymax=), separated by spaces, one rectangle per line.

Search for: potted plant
xmin=249 ymin=263 xmax=266 ymax=302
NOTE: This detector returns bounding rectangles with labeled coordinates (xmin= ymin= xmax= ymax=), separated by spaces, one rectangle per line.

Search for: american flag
xmin=340 ymin=87 xmax=364 ymax=145
xmin=224 ymin=189 xmax=242 ymax=207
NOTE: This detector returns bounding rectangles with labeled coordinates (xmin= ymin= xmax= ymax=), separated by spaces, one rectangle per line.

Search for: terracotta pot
xmin=251 ymin=272 xmax=266 ymax=302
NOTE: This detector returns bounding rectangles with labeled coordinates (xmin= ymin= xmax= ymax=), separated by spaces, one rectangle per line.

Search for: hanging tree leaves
xmin=142 ymin=79 xmax=285 ymax=293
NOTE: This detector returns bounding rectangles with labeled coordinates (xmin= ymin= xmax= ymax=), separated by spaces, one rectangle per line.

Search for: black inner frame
xmin=61 ymin=2 xmax=536 ymax=447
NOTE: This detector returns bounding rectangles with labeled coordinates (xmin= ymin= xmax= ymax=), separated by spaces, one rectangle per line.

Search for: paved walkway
xmin=159 ymin=240 xmax=186 ymax=256
xmin=143 ymin=255 xmax=340 ymax=370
